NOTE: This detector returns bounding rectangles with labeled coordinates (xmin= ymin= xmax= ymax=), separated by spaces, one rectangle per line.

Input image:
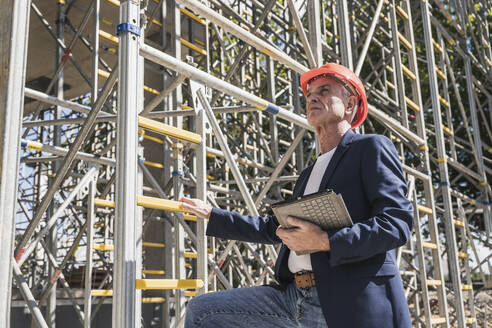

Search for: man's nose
xmin=307 ymin=93 xmax=320 ymax=105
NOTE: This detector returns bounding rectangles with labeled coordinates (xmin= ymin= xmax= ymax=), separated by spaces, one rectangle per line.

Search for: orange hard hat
xmin=300 ymin=63 xmax=368 ymax=129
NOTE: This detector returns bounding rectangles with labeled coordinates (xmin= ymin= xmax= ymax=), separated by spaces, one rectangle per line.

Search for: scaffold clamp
xmin=117 ymin=23 xmax=141 ymax=36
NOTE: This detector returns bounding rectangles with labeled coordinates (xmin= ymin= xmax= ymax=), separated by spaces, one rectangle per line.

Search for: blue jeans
xmin=184 ymin=282 xmax=327 ymax=327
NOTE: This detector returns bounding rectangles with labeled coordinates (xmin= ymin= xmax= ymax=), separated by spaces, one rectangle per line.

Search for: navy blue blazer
xmin=207 ymin=130 xmax=413 ymax=327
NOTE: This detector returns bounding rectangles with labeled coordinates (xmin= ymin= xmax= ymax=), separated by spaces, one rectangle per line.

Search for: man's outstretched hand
xmin=276 ymin=216 xmax=331 ymax=252
xmin=180 ymin=197 xmax=213 ymax=219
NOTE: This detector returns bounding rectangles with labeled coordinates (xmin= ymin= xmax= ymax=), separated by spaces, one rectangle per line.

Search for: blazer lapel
xmin=319 ymin=129 xmax=356 ymax=190
xmin=294 ymin=165 xmax=313 ymax=198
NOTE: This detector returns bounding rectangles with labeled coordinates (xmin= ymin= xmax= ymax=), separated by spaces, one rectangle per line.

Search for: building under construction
xmin=1 ymin=0 xmax=491 ymax=327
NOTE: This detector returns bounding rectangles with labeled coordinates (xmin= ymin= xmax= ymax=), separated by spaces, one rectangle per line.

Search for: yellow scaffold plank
xmin=184 ymin=251 xmax=197 ymax=259
xmin=136 ymin=279 xmax=204 ymax=290
xmin=138 ymin=116 xmax=202 ymax=144
xmin=98 ymin=30 xmax=118 ymax=44
xmin=142 ymin=242 xmax=165 ymax=248
xmin=458 ymin=252 xmax=468 ymax=258
xmin=98 ymin=70 xmax=160 ymax=95
xmin=143 ymin=297 xmax=166 ymax=303
xmin=106 ymin=0 xmax=120 ymax=7
xmin=417 ymin=204 xmax=433 ymax=214
xmin=405 ymin=96 xmax=421 ymax=112
xmin=137 ymin=195 xmax=185 ymax=212
xmin=430 ymin=317 xmax=447 ymax=325
xmin=395 ymin=5 xmax=408 ymax=20
xmin=422 ymin=241 xmax=437 ymax=249
xmin=397 ymin=32 xmax=412 ymax=50
xmin=93 ymin=243 xmax=114 ymax=251
xmin=184 ymin=214 xmax=197 ymax=222
xmin=180 ymin=38 xmax=207 ymax=56
xmin=92 ymin=289 xmax=113 ymax=297
xmin=439 ymin=95 xmax=450 ymax=108
xmin=426 ymin=279 xmax=443 ymax=286
xmin=180 ymin=7 xmax=206 ymax=25
xmin=442 ymin=124 xmax=453 ymax=136
xmin=184 ymin=291 xmax=197 ymax=297
xmin=435 ymin=67 xmax=446 ymax=80
xmin=461 ymin=284 xmax=472 ymax=291
xmin=385 ymin=81 xmax=395 ymax=89
xmin=465 ymin=317 xmax=476 ymax=324
xmin=486 ymin=57 xmax=492 ymax=67
xmin=142 ymin=270 xmax=166 ymax=275
xmin=143 ymin=160 xmax=164 ymax=169
xmin=453 ymin=219 xmax=465 ymax=227
xmin=402 ymin=64 xmax=416 ymax=80
xmin=385 ymin=65 xmax=394 ymax=73
xmin=432 ymin=39 xmax=443 ymax=53
xmin=94 ymin=198 xmax=115 ymax=208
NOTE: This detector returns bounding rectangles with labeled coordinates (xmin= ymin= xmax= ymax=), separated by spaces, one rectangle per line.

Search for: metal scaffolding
xmin=0 ymin=0 xmax=491 ymax=327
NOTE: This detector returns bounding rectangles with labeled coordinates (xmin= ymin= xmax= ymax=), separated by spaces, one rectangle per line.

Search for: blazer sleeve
xmin=327 ymin=135 xmax=413 ymax=267
xmin=205 ymin=167 xmax=312 ymax=244
xmin=206 ymin=208 xmax=282 ymax=244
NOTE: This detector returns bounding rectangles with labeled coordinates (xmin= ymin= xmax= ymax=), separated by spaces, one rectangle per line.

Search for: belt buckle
xmin=294 ymin=271 xmax=315 ymax=289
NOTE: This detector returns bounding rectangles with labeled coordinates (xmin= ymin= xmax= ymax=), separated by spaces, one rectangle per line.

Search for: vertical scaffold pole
xmin=421 ymin=1 xmax=466 ymax=326
xmin=113 ymin=1 xmax=141 ymax=327
xmin=0 ymin=0 xmax=31 ymax=326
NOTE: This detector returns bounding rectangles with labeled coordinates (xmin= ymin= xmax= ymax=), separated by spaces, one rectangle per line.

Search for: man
xmin=181 ymin=63 xmax=413 ymax=327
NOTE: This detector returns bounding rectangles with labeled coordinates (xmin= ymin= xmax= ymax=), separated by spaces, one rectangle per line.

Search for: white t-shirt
xmin=288 ymin=147 xmax=337 ymax=273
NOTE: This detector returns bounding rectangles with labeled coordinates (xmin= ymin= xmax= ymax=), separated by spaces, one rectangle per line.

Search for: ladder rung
xmin=180 ymin=38 xmax=207 ymax=56
xmin=137 ymin=195 xmax=185 ymax=212
xmin=143 ymin=160 xmax=164 ymax=169
xmin=430 ymin=317 xmax=447 ymax=325
xmin=93 ymin=243 xmax=114 ymax=251
xmin=138 ymin=116 xmax=202 ymax=144
xmin=385 ymin=80 xmax=395 ymax=89
xmin=486 ymin=57 xmax=492 ymax=67
xmin=98 ymin=70 xmax=160 ymax=95
xmin=435 ymin=67 xmax=446 ymax=80
xmin=417 ymin=204 xmax=433 ymax=214
xmin=184 ymin=291 xmax=197 ymax=297
xmin=462 ymin=284 xmax=472 ymax=291
xmin=143 ymin=270 xmax=166 ymax=275
xmin=143 ymin=86 xmax=160 ymax=95
xmin=458 ymin=251 xmax=468 ymax=258
xmin=184 ymin=251 xmax=197 ymax=259
xmin=184 ymin=214 xmax=198 ymax=222
xmin=439 ymin=95 xmax=450 ymax=108
xmin=442 ymin=124 xmax=453 ymax=136
xmin=432 ymin=39 xmax=443 ymax=53
xmin=92 ymin=289 xmax=113 ymax=297
xmin=426 ymin=279 xmax=442 ymax=286
xmin=402 ymin=64 xmax=416 ymax=80
xmin=422 ymin=241 xmax=437 ymax=249
xmin=94 ymin=198 xmax=115 ymax=208
xmin=136 ymin=279 xmax=203 ymax=290
xmin=143 ymin=242 xmax=165 ymax=248
xmin=453 ymin=219 xmax=465 ymax=227
xmin=180 ymin=7 xmax=205 ymax=25
xmin=395 ymin=5 xmax=408 ymax=20
xmin=99 ymin=30 xmax=118 ymax=44
xmin=398 ymin=32 xmax=412 ymax=50
xmin=405 ymin=96 xmax=421 ymax=112
xmin=142 ymin=297 xmax=166 ymax=303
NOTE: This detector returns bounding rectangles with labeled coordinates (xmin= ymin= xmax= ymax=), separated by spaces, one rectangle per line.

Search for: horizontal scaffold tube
xmin=176 ymin=0 xmax=308 ymax=74
xmin=139 ymin=43 xmax=313 ymax=131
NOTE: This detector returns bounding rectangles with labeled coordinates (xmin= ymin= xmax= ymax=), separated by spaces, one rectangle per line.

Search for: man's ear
xmin=345 ymin=95 xmax=357 ymax=115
